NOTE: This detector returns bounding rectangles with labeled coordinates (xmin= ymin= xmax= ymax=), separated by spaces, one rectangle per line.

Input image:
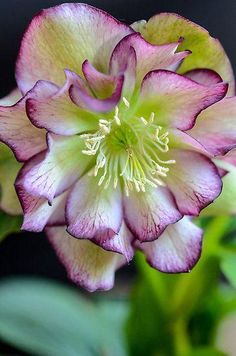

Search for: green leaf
xmin=221 ymin=257 xmax=236 ymax=288
xmin=0 ymin=278 xmax=127 ymax=356
xmin=0 ymin=212 xmax=22 ymax=243
xmin=186 ymin=347 xmax=226 ymax=356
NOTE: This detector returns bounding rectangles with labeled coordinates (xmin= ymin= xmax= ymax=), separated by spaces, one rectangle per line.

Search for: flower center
xmin=81 ymin=97 xmax=175 ymax=195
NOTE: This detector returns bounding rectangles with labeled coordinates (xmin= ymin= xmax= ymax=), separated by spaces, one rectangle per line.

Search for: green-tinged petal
xmin=47 ymin=226 xmax=125 ymax=292
xmin=0 ymin=88 xmax=21 ymax=106
xmin=133 ymin=13 xmax=235 ymax=95
xmin=16 ymin=3 xmax=132 ymax=93
xmin=0 ymin=144 xmax=21 ymax=215
xmin=201 ymin=157 xmax=236 ymax=216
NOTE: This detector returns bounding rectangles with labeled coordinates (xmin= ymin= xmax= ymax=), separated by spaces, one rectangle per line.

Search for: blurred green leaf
xmin=0 ymin=211 xmax=22 ymax=243
xmin=221 ymin=257 xmax=236 ymax=288
xmin=0 ymin=278 xmax=127 ymax=356
xmin=186 ymin=347 xmax=226 ymax=356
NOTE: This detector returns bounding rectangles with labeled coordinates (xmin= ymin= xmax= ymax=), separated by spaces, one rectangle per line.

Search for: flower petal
xmin=135 ymin=13 xmax=235 ymax=95
xmin=18 ymin=134 xmax=90 ymax=204
xmin=0 ymin=88 xmax=21 ymax=106
xmin=70 ymin=74 xmax=124 ymax=113
xmin=136 ymin=216 xmax=202 ymax=273
xmin=168 ymin=129 xmax=211 ymax=156
xmin=184 ymin=69 xmax=223 ymax=86
xmin=0 ymin=80 xmax=58 ymax=161
xmin=0 ymin=144 xmax=22 ymax=215
xmin=123 ymin=186 xmax=182 ymax=242
xmin=66 ymin=173 xmax=123 ymax=242
xmin=16 ymin=3 xmax=132 ymax=93
xmin=188 ymin=97 xmax=236 ymax=156
xmin=166 ymin=149 xmax=222 ymax=215
xmin=137 ymin=70 xmax=227 ymax=130
xmin=47 ymin=226 xmax=125 ymax=292
xmin=110 ymin=32 xmax=189 ymax=88
xmin=27 ymin=70 xmax=98 ymax=136
xmin=92 ymin=222 xmax=134 ymax=261
xmin=201 ymin=155 xmax=236 ymax=216
xmin=82 ymin=60 xmax=118 ymax=98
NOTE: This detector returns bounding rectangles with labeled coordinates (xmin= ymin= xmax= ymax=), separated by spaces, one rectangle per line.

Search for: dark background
xmin=0 ymin=0 xmax=236 ymax=353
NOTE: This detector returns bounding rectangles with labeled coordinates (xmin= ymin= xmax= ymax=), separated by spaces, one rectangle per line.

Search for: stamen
xmin=80 ymin=105 xmax=176 ymax=195
xmin=122 ymin=97 xmax=130 ymax=108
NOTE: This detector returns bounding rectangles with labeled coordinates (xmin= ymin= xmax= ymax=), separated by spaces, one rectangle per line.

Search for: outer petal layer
xmin=16 ymin=3 xmax=132 ymax=93
xmin=123 ymin=186 xmax=182 ymax=242
xmin=134 ymin=13 xmax=235 ymax=95
xmin=136 ymin=217 xmax=202 ymax=273
xmin=47 ymin=226 xmax=125 ymax=292
xmin=0 ymin=81 xmax=57 ymax=161
xmin=166 ymin=150 xmax=222 ymax=215
xmin=137 ymin=70 xmax=227 ymax=130
xmin=0 ymin=144 xmax=22 ymax=215
xmin=189 ymin=97 xmax=236 ymax=156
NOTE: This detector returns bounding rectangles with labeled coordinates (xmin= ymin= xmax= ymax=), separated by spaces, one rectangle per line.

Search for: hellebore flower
xmin=1 ymin=3 xmax=236 ymax=291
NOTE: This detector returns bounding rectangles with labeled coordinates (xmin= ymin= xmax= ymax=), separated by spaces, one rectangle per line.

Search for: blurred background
xmin=1 ymin=1 xmax=236 ymax=355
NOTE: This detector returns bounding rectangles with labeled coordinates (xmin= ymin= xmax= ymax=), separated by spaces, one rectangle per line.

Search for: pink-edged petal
xmin=70 ymin=75 xmax=124 ymax=113
xmin=0 ymin=143 xmax=22 ymax=215
xmin=0 ymin=81 xmax=58 ymax=161
xmin=110 ymin=33 xmax=189 ymax=88
xmin=18 ymin=134 xmax=91 ymax=204
xmin=137 ymin=70 xmax=228 ymax=131
xmin=189 ymin=97 xmax=236 ymax=156
xmin=123 ymin=186 xmax=182 ymax=242
xmin=0 ymin=88 xmax=21 ymax=106
xmin=92 ymin=222 xmax=134 ymax=261
xmin=110 ymin=45 xmax=137 ymax=100
xmin=82 ymin=60 xmax=118 ymax=99
xmin=136 ymin=216 xmax=202 ymax=273
xmin=166 ymin=149 xmax=222 ymax=215
xmin=16 ymin=3 xmax=133 ymax=93
xmin=135 ymin=13 xmax=235 ymax=96
xmin=27 ymin=70 xmax=98 ymax=136
xmin=184 ymin=69 xmax=223 ymax=86
xmin=66 ymin=173 xmax=123 ymax=242
xmin=169 ymin=129 xmax=211 ymax=156
xmin=47 ymin=226 xmax=126 ymax=292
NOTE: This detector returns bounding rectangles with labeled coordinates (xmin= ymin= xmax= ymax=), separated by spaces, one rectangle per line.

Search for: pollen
xmin=80 ymin=97 xmax=175 ymax=195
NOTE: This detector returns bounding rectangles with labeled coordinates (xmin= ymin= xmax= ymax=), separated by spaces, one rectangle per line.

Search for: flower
xmin=1 ymin=3 xmax=236 ymax=291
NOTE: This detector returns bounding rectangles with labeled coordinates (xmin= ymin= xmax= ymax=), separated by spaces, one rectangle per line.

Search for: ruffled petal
xmin=188 ymin=97 xmax=236 ymax=156
xmin=136 ymin=70 xmax=227 ymax=131
xmin=110 ymin=32 xmax=189 ymax=88
xmin=184 ymin=69 xmax=222 ymax=86
xmin=166 ymin=149 xmax=222 ymax=215
xmin=66 ymin=173 xmax=123 ymax=242
xmin=47 ymin=226 xmax=125 ymax=292
xmin=0 ymin=80 xmax=58 ymax=161
xmin=82 ymin=60 xmax=119 ymax=98
xmin=134 ymin=13 xmax=235 ymax=95
xmin=0 ymin=144 xmax=22 ymax=215
xmin=70 ymin=74 xmax=124 ymax=113
xmin=92 ymin=222 xmax=134 ymax=261
xmin=18 ymin=134 xmax=90 ymax=204
xmin=136 ymin=216 xmax=202 ymax=273
xmin=27 ymin=70 xmax=98 ymax=136
xmin=123 ymin=186 xmax=182 ymax=242
xmin=168 ymin=129 xmax=210 ymax=156
xmin=16 ymin=3 xmax=132 ymax=93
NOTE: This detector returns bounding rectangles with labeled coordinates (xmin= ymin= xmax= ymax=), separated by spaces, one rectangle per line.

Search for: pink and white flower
xmin=1 ymin=3 xmax=236 ymax=291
